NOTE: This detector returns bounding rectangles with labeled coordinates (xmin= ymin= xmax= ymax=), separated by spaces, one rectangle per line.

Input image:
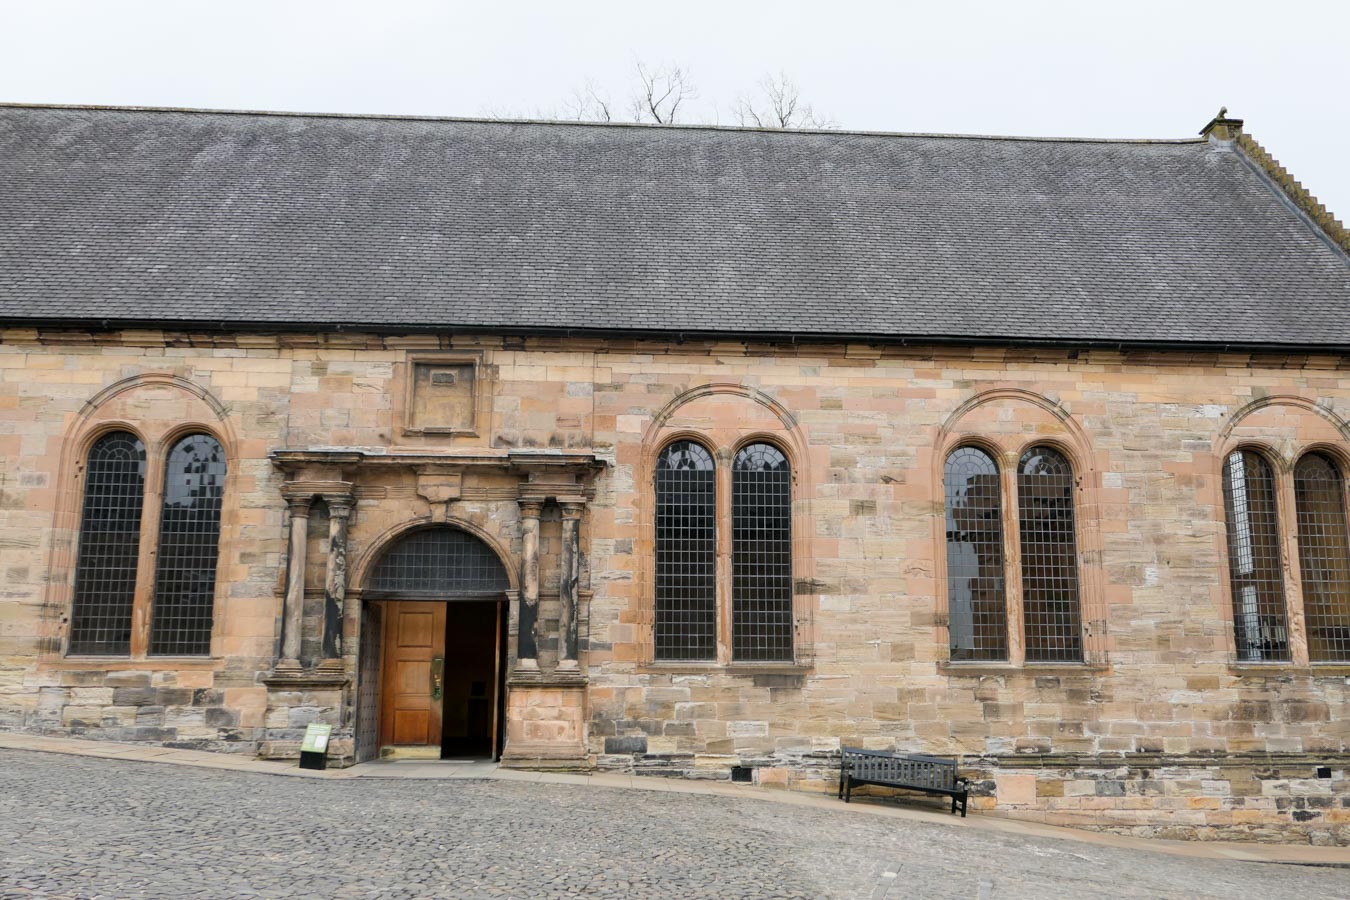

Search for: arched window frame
xmin=68 ymin=428 xmax=148 ymax=656
xmin=936 ymin=433 xmax=1098 ymax=669
xmin=942 ymin=443 xmax=1010 ymax=662
xmin=1219 ymin=446 xmax=1292 ymax=663
xmin=1218 ymin=440 xmax=1350 ymax=668
xmin=147 ymin=431 xmax=228 ymax=657
xmin=649 ymin=433 xmax=799 ymax=666
xmin=1292 ymin=451 xmax=1350 ymax=663
xmin=64 ymin=422 xmax=231 ymax=659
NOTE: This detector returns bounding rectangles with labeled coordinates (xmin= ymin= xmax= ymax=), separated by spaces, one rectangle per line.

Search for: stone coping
xmin=1 ymin=730 xmax=1346 ymax=868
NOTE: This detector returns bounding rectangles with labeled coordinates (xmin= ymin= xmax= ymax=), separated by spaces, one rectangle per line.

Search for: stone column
xmin=516 ymin=499 xmax=542 ymax=671
xmin=321 ymin=494 xmax=353 ymax=664
xmin=279 ymin=492 xmax=312 ymax=669
xmin=557 ymin=500 xmax=584 ymax=673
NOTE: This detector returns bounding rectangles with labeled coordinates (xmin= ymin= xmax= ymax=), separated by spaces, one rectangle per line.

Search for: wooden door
xmin=378 ymin=601 xmax=446 ymax=758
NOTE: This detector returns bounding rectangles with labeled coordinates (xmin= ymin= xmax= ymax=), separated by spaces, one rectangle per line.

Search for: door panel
xmin=379 ymin=601 xmax=445 ymax=756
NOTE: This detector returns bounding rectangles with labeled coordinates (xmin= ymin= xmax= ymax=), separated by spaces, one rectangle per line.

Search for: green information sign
xmin=300 ymin=723 xmax=332 ymax=754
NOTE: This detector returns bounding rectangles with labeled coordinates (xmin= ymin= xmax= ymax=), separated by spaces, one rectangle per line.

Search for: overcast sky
xmin=4 ymin=1 xmax=1348 ymax=221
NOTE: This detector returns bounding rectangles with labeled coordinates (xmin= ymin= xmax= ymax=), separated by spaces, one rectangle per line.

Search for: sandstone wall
xmin=0 ymin=329 xmax=1345 ymax=842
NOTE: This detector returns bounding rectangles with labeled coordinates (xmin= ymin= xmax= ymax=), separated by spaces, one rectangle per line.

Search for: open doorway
xmin=440 ymin=600 xmax=506 ymax=758
xmin=354 ymin=525 xmax=513 ymax=763
xmin=375 ymin=599 xmax=506 ymax=759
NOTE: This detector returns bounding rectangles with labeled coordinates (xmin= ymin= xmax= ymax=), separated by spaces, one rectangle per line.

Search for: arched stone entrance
xmin=355 ymin=525 xmax=511 ymax=762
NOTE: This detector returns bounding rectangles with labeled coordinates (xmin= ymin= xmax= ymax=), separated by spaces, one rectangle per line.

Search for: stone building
xmin=1 ymin=103 xmax=1349 ymax=844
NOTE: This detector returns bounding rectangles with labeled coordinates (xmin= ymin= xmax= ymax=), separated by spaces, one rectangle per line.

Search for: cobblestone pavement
xmin=1 ymin=749 xmax=1346 ymax=900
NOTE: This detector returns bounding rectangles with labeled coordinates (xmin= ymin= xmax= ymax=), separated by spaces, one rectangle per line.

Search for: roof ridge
xmin=0 ymin=101 xmax=1206 ymax=145
xmin=1235 ymin=132 xmax=1350 ymax=256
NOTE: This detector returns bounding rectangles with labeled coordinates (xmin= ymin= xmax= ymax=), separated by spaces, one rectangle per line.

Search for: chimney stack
xmin=1200 ymin=107 xmax=1244 ymax=141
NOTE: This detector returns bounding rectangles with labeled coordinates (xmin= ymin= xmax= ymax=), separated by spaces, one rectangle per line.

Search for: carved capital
xmin=323 ymin=494 xmax=355 ymax=518
xmin=517 ymin=498 xmax=544 ymax=519
xmin=558 ymin=499 xmax=586 ymax=521
xmin=282 ymin=492 xmax=313 ymax=516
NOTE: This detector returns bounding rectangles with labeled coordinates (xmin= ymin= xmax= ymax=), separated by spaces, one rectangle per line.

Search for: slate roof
xmin=2 ymin=104 xmax=1348 ymax=349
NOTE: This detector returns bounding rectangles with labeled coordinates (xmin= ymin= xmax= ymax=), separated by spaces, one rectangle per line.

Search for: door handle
xmin=431 ymin=656 xmax=443 ymax=701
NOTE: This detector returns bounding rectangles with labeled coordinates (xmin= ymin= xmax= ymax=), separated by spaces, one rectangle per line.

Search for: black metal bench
xmin=838 ymin=747 xmax=969 ymax=816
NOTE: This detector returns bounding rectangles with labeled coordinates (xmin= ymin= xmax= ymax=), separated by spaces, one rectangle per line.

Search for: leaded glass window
xmin=367 ymin=527 xmax=510 ymax=598
xmin=149 ymin=434 xmax=226 ymax=656
xmin=945 ymin=446 xmax=1008 ymax=661
xmin=1222 ymin=449 xmax=1290 ymax=662
xmin=1293 ymin=453 xmax=1350 ymax=662
xmin=732 ymin=442 xmax=793 ymax=662
xmin=69 ymin=431 xmax=146 ymax=655
xmin=654 ymin=440 xmax=716 ymax=660
xmin=1018 ymin=446 xmax=1083 ymax=663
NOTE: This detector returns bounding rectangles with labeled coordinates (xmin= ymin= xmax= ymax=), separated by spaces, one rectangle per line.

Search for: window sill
xmin=938 ymin=661 xmax=1108 ymax=676
xmin=637 ymin=661 xmax=812 ymax=676
xmin=42 ymin=656 xmax=220 ymax=671
xmin=1229 ymin=662 xmax=1350 ymax=677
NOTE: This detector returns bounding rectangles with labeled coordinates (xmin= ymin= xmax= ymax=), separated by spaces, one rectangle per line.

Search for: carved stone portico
xmin=263 ymin=449 xmax=603 ymax=768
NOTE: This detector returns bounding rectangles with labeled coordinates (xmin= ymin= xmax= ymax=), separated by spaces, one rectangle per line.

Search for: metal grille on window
xmin=1294 ymin=453 xmax=1350 ymax=662
xmin=654 ymin=440 xmax=717 ymax=660
xmin=69 ymin=432 xmax=146 ymax=655
xmin=1017 ymin=446 xmax=1083 ymax=662
xmin=1221 ymin=449 xmax=1290 ymax=662
xmin=366 ymin=526 xmax=509 ymax=598
xmin=149 ymin=434 xmax=226 ymax=656
xmin=732 ymin=443 xmax=793 ymax=661
xmin=945 ymin=447 xmax=1008 ymax=661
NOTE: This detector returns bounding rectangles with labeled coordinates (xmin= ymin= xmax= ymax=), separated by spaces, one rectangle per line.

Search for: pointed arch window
xmin=1293 ymin=453 xmax=1350 ymax=662
xmin=69 ymin=432 xmax=147 ymax=655
xmin=654 ymin=440 xmax=717 ymax=660
xmin=148 ymin=434 xmax=227 ymax=656
xmin=1221 ymin=449 xmax=1290 ymax=662
xmin=944 ymin=446 xmax=1008 ymax=661
xmin=732 ymin=443 xmax=793 ymax=661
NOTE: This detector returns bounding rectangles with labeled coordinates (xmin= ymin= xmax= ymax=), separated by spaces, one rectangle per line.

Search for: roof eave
xmin=2 ymin=316 xmax=1347 ymax=357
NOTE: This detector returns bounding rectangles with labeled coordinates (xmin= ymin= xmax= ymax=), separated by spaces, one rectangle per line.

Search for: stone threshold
xmin=1 ymin=730 xmax=1346 ymax=868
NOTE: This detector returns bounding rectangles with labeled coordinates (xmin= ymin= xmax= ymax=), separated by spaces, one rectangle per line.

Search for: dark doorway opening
xmin=440 ymin=600 xmax=507 ymax=759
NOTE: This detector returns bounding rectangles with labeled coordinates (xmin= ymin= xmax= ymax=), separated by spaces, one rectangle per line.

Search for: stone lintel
xmin=262 ymin=671 xmax=350 ymax=690
xmin=506 ymin=671 xmax=587 ymax=688
xmin=271 ymin=448 xmax=607 ymax=472
xmin=281 ymin=480 xmax=354 ymax=502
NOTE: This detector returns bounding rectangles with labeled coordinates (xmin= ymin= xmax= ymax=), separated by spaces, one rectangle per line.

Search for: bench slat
xmin=839 ymin=746 xmax=966 ymax=816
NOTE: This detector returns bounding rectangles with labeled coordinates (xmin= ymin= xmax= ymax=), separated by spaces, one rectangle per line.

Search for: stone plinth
xmin=500 ymin=675 xmax=588 ymax=770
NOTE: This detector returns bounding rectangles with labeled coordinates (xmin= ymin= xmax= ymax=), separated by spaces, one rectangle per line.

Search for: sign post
xmin=299 ymin=723 xmax=332 ymax=770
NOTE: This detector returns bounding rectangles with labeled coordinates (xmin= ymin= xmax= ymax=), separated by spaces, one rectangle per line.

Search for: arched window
xmin=654 ymin=440 xmax=716 ymax=660
xmin=732 ymin=442 xmax=793 ymax=661
xmin=366 ymin=526 xmax=510 ymax=598
xmin=1293 ymin=453 xmax=1350 ymax=662
xmin=1018 ymin=446 xmax=1083 ymax=662
xmin=149 ymin=434 xmax=226 ymax=655
xmin=69 ymin=431 xmax=146 ymax=655
xmin=1221 ymin=449 xmax=1290 ymax=662
xmin=944 ymin=446 xmax=1008 ymax=661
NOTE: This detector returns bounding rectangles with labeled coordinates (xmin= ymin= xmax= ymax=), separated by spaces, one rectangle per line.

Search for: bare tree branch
xmin=563 ymin=80 xmax=613 ymax=123
xmin=733 ymin=72 xmax=836 ymax=129
xmin=630 ymin=62 xmax=697 ymax=125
